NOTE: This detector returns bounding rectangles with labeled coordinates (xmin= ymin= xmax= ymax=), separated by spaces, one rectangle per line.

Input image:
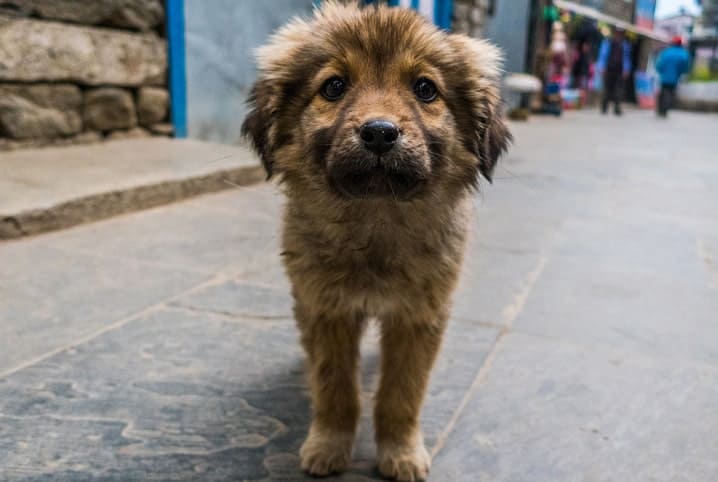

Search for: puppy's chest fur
xmin=281 ymin=195 xmax=472 ymax=317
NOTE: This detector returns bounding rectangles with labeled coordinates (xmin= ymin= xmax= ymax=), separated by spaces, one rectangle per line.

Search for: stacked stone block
xmin=0 ymin=0 xmax=170 ymax=150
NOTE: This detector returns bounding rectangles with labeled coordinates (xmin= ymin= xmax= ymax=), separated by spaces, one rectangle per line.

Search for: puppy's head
xmin=242 ymin=1 xmax=510 ymax=201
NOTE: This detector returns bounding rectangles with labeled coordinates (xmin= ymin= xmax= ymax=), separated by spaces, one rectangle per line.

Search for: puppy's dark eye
xmin=413 ymin=78 xmax=438 ymax=102
xmin=321 ymin=77 xmax=346 ymax=101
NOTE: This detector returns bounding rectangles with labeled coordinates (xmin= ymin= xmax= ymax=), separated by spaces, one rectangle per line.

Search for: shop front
xmin=535 ymin=0 xmax=669 ymax=112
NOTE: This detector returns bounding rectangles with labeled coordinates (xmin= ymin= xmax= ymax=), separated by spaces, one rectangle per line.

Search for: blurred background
xmin=0 ymin=0 xmax=715 ymax=149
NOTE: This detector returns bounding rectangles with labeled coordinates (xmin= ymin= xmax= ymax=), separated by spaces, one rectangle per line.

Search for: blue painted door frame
xmin=166 ymin=0 xmax=187 ymax=138
xmin=365 ymin=0 xmax=453 ymax=30
xmin=432 ymin=0 xmax=453 ymax=30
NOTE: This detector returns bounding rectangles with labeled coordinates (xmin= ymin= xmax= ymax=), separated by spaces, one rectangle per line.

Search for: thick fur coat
xmin=242 ymin=2 xmax=510 ymax=480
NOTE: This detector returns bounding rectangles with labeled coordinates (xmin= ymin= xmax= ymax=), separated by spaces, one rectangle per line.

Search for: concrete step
xmin=0 ymin=138 xmax=264 ymax=240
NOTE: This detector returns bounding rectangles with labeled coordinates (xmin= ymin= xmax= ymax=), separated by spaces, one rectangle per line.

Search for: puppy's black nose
xmin=359 ymin=120 xmax=399 ymax=155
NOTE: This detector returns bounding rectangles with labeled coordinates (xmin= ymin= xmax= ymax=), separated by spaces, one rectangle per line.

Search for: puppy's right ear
xmin=242 ymin=79 xmax=276 ymax=178
xmin=242 ymin=11 xmax=320 ymax=177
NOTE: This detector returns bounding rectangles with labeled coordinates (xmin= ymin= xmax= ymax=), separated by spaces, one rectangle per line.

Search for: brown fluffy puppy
xmin=242 ymin=2 xmax=510 ymax=480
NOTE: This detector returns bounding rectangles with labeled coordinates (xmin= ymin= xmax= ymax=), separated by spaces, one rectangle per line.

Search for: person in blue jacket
xmin=597 ymin=28 xmax=632 ymax=116
xmin=655 ymin=36 xmax=691 ymax=117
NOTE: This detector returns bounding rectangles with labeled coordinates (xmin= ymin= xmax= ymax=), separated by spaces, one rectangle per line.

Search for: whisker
xmin=387 ymin=178 xmax=399 ymax=203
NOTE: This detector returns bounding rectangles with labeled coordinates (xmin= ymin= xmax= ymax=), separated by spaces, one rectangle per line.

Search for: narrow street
xmin=1 ymin=109 xmax=717 ymax=481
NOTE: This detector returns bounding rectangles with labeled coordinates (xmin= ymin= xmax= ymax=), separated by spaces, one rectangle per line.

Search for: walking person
xmin=597 ymin=28 xmax=632 ymax=116
xmin=655 ymin=36 xmax=691 ymax=117
xmin=571 ymin=41 xmax=592 ymax=90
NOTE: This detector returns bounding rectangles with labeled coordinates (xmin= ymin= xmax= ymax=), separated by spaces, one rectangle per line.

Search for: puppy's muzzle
xmin=331 ymin=164 xmax=424 ymax=200
xmin=329 ymin=160 xmax=425 ymax=203
xmin=327 ymin=119 xmax=428 ymax=201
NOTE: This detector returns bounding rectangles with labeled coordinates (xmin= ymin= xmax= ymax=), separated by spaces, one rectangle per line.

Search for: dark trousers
xmin=602 ymin=70 xmax=624 ymax=114
xmin=657 ymin=83 xmax=677 ymax=116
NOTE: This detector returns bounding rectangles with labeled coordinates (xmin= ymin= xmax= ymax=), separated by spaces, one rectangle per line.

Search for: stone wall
xmin=0 ymin=0 xmax=170 ymax=150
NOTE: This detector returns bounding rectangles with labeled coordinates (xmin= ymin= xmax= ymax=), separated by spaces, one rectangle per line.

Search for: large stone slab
xmin=0 ymin=0 xmax=164 ymax=31
xmin=0 ymin=304 xmax=498 ymax=481
xmin=512 ymin=216 xmax=718 ymax=366
xmin=0 ymin=138 xmax=264 ymax=239
xmin=431 ymin=333 xmax=718 ymax=481
xmin=0 ymin=239 xmax=207 ymax=373
xmin=452 ymin=241 xmax=546 ymax=326
xmin=0 ymin=15 xmax=166 ymax=86
xmin=0 ymin=309 xmax=307 ymax=481
xmin=26 ymin=186 xmax=283 ymax=276
xmin=0 ymin=84 xmax=82 ymax=140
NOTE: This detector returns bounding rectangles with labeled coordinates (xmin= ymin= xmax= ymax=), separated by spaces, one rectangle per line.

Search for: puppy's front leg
xmin=375 ymin=315 xmax=447 ymax=482
xmin=297 ymin=305 xmax=364 ymax=476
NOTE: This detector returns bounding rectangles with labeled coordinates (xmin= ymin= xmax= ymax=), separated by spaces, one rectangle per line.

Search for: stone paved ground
xmin=1 ymin=109 xmax=717 ymax=481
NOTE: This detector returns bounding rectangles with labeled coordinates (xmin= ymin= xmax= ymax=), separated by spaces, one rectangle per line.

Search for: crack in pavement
xmin=0 ymin=272 xmax=232 ymax=381
xmin=166 ymin=302 xmax=293 ymax=322
xmin=430 ymin=254 xmax=549 ymax=458
xmin=696 ymin=238 xmax=718 ymax=290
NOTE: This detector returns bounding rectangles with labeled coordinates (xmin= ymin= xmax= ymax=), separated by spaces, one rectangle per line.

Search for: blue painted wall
xmin=484 ymin=0 xmax=532 ymax=74
xmin=177 ymin=0 xmax=460 ymax=144
xmin=183 ymin=0 xmax=315 ymax=144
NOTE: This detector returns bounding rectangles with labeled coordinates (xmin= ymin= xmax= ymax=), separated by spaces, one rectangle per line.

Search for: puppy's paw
xmin=377 ymin=439 xmax=431 ymax=482
xmin=299 ymin=428 xmax=353 ymax=476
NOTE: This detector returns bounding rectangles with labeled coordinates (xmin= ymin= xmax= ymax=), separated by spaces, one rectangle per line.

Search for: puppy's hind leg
xmin=375 ymin=314 xmax=447 ymax=482
xmin=296 ymin=303 xmax=365 ymax=476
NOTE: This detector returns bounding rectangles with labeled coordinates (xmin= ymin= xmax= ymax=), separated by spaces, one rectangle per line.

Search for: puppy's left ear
xmin=242 ymin=79 xmax=277 ymax=178
xmin=447 ymin=35 xmax=512 ymax=183
xmin=478 ymin=112 xmax=511 ymax=183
